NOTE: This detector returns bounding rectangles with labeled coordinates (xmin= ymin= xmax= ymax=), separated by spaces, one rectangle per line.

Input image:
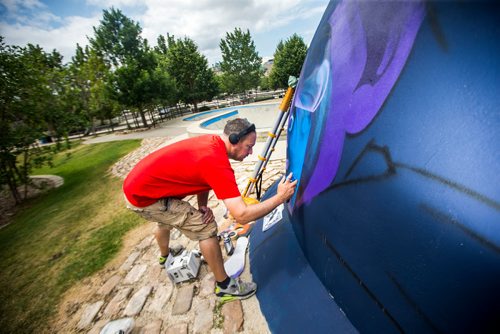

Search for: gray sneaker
xmin=215 ymin=278 xmax=257 ymax=302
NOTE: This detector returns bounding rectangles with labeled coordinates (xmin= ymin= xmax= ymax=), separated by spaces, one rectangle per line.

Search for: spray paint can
xmin=223 ymin=233 xmax=234 ymax=256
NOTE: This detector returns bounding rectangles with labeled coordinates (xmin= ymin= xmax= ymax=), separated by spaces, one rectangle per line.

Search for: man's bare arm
xmin=223 ymin=173 xmax=297 ymax=224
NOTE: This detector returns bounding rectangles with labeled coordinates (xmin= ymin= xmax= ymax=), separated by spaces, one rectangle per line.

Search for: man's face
xmin=232 ymin=132 xmax=256 ymax=161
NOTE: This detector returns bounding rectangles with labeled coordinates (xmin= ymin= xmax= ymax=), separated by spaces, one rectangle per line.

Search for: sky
xmin=0 ymin=0 xmax=329 ymax=65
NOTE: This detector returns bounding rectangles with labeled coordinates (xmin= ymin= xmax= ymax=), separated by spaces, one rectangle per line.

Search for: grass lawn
xmin=0 ymin=140 xmax=144 ymax=333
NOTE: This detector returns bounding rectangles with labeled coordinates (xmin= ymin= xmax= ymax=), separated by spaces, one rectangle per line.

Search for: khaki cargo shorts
xmin=125 ymin=197 xmax=217 ymax=241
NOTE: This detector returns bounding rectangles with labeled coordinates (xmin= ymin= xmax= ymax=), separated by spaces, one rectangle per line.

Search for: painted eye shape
xmin=295 ymin=58 xmax=329 ymax=113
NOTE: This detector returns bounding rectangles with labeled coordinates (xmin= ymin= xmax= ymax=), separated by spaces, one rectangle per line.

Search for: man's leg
xmin=199 ymin=236 xmax=227 ymax=281
xmin=124 ymin=198 xmax=173 ymax=261
xmin=155 ymin=227 xmax=170 ymax=264
xmin=199 ymin=235 xmax=257 ymax=301
xmin=160 ymin=198 xmax=256 ymax=300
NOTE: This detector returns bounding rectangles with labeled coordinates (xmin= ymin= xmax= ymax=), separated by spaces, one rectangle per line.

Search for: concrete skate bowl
xmin=186 ymin=103 xmax=285 ymax=142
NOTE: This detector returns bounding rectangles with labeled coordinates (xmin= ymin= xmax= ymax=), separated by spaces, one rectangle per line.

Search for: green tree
xmin=269 ymin=33 xmax=307 ymax=89
xmin=165 ymin=35 xmax=218 ymax=112
xmin=112 ymin=46 xmax=175 ymax=125
xmin=219 ymin=28 xmax=262 ymax=94
xmin=68 ymin=44 xmax=117 ymax=134
xmin=60 ymin=48 xmax=88 ymax=134
xmin=89 ymin=8 xmax=174 ymax=127
xmin=87 ymin=50 xmax=121 ymax=128
xmin=0 ymin=40 xmax=30 ymax=203
xmin=0 ymin=38 xmax=67 ymax=202
xmin=259 ymin=75 xmax=271 ymax=91
xmin=153 ymin=38 xmax=179 ymax=113
xmin=89 ymin=7 xmax=143 ymax=67
xmin=155 ymin=34 xmax=168 ymax=55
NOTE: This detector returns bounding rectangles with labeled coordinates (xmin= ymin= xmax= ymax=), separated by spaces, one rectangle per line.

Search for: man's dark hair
xmin=223 ymin=118 xmax=254 ymax=136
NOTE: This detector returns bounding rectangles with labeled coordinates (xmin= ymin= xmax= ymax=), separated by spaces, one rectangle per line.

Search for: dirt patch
xmin=0 ymin=175 xmax=64 ymax=229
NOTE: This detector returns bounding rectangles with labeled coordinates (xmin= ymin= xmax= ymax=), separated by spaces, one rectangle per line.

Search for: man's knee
xmin=155 ymin=227 xmax=170 ymax=236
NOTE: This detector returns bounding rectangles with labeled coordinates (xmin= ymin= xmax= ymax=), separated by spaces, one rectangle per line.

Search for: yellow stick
xmin=243 ymin=84 xmax=295 ymax=198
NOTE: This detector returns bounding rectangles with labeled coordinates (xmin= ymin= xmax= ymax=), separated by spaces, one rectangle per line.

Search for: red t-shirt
xmin=123 ymin=135 xmax=240 ymax=207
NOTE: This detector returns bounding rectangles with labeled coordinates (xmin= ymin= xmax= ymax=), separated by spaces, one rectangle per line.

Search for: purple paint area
xmin=300 ymin=1 xmax=425 ymax=206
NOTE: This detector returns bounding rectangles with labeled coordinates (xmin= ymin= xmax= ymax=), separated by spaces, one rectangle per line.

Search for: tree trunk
xmin=22 ymin=150 xmax=29 ymax=200
xmin=1 ymin=158 xmax=22 ymax=204
xmin=139 ymin=107 xmax=148 ymax=128
xmin=148 ymin=109 xmax=156 ymax=128
xmin=109 ymin=118 xmax=114 ymax=132
xmin=122 ymin=110 xmax=132 ymax=130
xmin=7 ymin=175 xmax=22 ymax=204
xmin=133 ymin=111 xmax=140 ymax=128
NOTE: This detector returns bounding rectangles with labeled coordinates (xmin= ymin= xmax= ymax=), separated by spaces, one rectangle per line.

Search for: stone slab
xmin=103 ymin=287 xmax=132 ymax=317
xmin=87 ymin=319 xmax=108 ymax=334
xmin=137 ymin=235 xmax=154 ymax=250
xmin=123 ymin=285 xmax=153 ymax=316
xmin=98 ymin=275 xmax=121 ymax=296
xmin=144 ymin=262 xmax=164 ymax=283
xmin=139 ymin=319 xmax=163 ymax=334
xmin=147 ymin=284 xmax=173 ymax=313
xmin=119 ymin=251 xmax=141 ymax=271
xmin=172 ymin=284 xmax=194 ymax=315
xmin=124 ymin=264 xmax=147 ymax=284
xmin=77 ymin=301 xmax=104 ymax=329
xmin=165 ymin=323 xmax=188 ymax=334
xmin=198 ymin=273 xmax=215 ymax=298
xmin=222 ymin=300 xmax=243 ymax=334
xmin=193 ymin=299 xmax=213 ymax=334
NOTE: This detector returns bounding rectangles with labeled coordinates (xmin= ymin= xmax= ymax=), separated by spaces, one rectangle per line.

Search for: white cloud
xmin=138 ymin=0 xmax=326 ymax=64
xmin=1 ymin=0 xmax=60 ymax=28
xmin=0 ymin=15 xmax=100 ymax=63
xmin=0 ymin=0 xmax=328 ymax=64
xmin=1 ymin=0 xmax=46 ymax=14
xmin=86 ymin=0 xmax=140 ymax=8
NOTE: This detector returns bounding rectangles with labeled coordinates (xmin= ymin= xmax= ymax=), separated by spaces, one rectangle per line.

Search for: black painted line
xmin=322 ymin=234 xmax=405 ymax=333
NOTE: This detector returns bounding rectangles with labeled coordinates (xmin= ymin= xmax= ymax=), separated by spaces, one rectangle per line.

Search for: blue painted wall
xmin=252 ymin=1 xmax=500 ymax=333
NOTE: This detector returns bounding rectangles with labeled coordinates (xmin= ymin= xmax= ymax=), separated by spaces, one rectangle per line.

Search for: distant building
xmin=212 ymin=62 xmax=222 ymax=76
xmin=262 ymin=58 xmax=274 ymax=77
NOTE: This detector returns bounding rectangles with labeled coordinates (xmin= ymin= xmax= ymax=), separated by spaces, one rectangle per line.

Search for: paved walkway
xmin=58 ymin=111 xmax=288 ymax=333
xmin=83 ymin=100 xmax=288 ymax=161
xmin=83 ymin=118 xmax=191 ymax=145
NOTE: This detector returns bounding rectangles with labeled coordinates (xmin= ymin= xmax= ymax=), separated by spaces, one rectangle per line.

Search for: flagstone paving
xmin=53 ymin=136 xmax=285 ymax=333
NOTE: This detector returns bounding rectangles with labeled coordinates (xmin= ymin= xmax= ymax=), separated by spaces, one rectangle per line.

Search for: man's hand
xmin=277 ymin=173 xmax=298 ymax=203
xmin=199 ymin=206 xmax=214 ymax=224
xmin=223 ymin=173 xmax=297 ymax=224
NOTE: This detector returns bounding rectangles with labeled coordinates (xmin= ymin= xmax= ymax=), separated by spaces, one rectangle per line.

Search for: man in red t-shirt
xmin=123 ymin=118 xmax=297 ymax=301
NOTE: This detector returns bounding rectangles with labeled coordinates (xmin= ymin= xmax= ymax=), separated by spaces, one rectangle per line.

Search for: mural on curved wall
xmin=286 ymin=0 xmax=500 ymax=332
xmin=288 ymin=0 xmax=425 ymax=208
